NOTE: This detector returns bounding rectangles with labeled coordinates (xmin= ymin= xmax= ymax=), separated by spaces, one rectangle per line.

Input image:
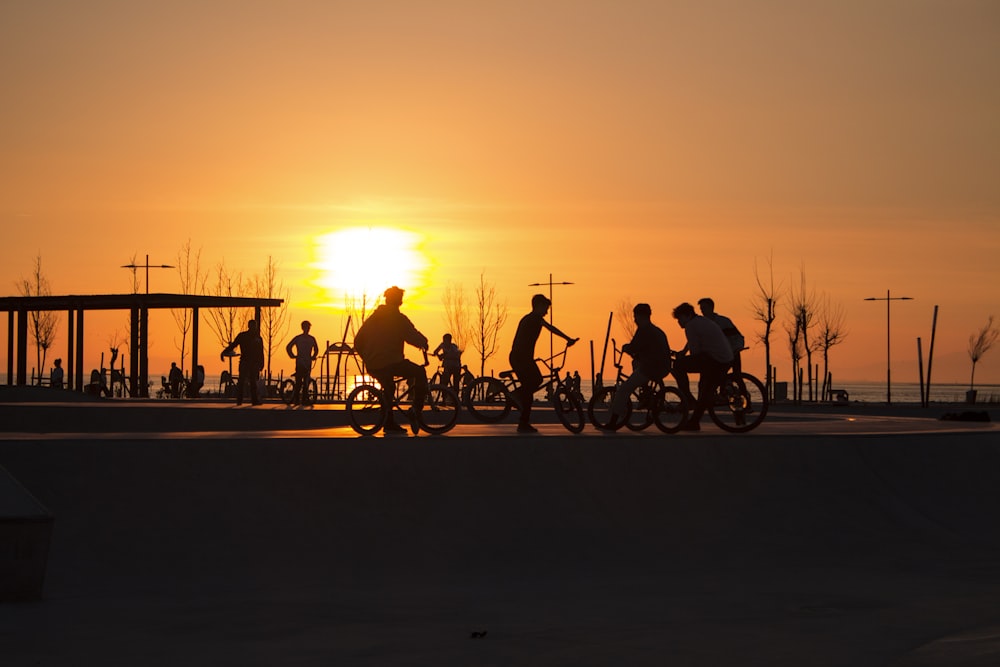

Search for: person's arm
xmin=542 ymin=320 xmax=578 ymax=345
xmin=286 ymin=338 xmax=296 ymax=359
xmin=310 ymin=337 xmax=319 ymax=360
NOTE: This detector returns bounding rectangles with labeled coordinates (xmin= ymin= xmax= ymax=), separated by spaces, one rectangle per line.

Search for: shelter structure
xmin=1 ymin=293 xmax=283 ymax=397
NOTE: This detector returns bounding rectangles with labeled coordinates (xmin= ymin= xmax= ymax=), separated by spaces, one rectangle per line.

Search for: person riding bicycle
xmin=286 ymin=320 xmax=319 ymax=406
xmin=431 ymin=333 xmax=463 ymax=393
xmin=604 ymin=303 xmax=672 ymax=431
xmin=671 ymin=302 xmax=733 ymax=431
xmin=509 ymin=293 xmax=579 ymax=434
xmin=698 ymin=297 xmax=745 ymax=377
xmin=353 ymin=286 xmax=430 ymax=434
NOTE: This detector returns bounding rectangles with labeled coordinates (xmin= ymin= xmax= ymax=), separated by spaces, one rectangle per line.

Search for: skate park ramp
xmin=2 ymin=430 xmax=1000 ymax=666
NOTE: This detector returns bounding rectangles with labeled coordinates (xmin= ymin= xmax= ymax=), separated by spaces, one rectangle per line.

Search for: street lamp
xmin=528 ymin=273 xmax=574 ymax=362
xmin=121 ymin=254 xmax=175 ymax=294
xmin=864 ymin=290 xmax=913 ymax=405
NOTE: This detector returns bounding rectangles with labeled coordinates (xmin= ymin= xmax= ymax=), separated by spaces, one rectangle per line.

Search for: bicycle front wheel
xmin=419 ymin=384 xmax=459 ymax=434
xmin=280 ymin=379 xmax=296 ymax=404
xmin=552 ymin=387 xmax=585 ymax=433
xmin=653 ymin=386 xmax=688 ymax=434
xmin=347 ymin=384 xmax=386 ymax=436
xmin=624 ymin=385 xmax=656 ymax=431
xmin=708 ymin=372 xmax=768 ymax=433
xmin=465 ymin=377 xmax=512 ymax=423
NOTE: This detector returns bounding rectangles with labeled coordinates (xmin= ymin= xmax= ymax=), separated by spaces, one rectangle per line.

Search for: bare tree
xmin=124 ymin=252 xmax=142 ymax=294
xmin=18 ymin=255 xmax=59 ymax=383
xmin=783 ymin=317 xmax=803 ymax=403
xmin=788 ymin=266 xmax=818 ymax=401
xmin=751 ymin=253 xmax=781 ymax=396
xmin=471 ymin=272 xmax=508 ymax=376
xmin=968 ymin=315 xmax=1000 ymax=394
xmin=615 ymin=298 xmax=637 ymax=342
xmin=254 ymin=255 xmax=291 ymax=382
xmin=205 ymin=261 xmax=249 ymax=376
xmin=816 ymin=294 xmax=848 ymax=400
xmin=171 ymin=239 xmax=207 ymax=372
xmin=441 ymin=281 xmax=471 ymax=353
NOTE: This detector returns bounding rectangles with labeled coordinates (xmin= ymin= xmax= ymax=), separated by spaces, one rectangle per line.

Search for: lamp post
xmin=864 ymin=290 xmax=913 ymax=405
xmin=528 ymin=273 xmax=574 ymax=362
xmin=121 ymin=254 xmax=175 ymax=294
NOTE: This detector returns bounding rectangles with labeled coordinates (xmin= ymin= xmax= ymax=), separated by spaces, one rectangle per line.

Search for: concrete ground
xmin=1 ymin=390 xmax=999 ymax=665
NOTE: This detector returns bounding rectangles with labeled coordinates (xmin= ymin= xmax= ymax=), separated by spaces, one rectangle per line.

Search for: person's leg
xmin=300 ymin=370 xmax=312 ymax=405
xmin=511 ymin=360 xmax=542 ymax=429
xmin=671 ymin=357 xmax=695 ymax=405
xmin=610 ymin=371 xmax=646 ymax=425
xmin=249 ymin=370 xmax=261 ymax=404
xmin=691 ymin=358 xmax=724 ymax=423
xmin=396 ymin=359 xmax=427 ymax=412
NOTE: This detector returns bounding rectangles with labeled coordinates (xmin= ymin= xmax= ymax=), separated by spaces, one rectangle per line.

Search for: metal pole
xmin=121 ymin=254 xmax=174 ymax=294
xmin=864 ymin=290 xmax=913 ymax=405
xmin=528 ymin=274 xmax=574 ymax=362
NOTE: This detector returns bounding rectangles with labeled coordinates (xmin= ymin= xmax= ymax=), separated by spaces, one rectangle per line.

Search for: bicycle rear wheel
xmin=465 ymin=377 xmax=512 ymax=423
xmin=653 ymin=386 xmax=688 ymax=434
xmin=347 ymin=384 xmax=386 ymax=436
xmin=708 ymin=372 xmax=768 ymax=433
xmin=552 ymin=387 xmax=585 ymax=433
xmin=587 ymin=385 xmax=626 ymax=430
xmin=419 ymin=384 xmax=459 ymax=434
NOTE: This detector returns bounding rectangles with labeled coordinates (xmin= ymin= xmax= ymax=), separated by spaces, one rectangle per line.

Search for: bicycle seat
xmin=499 ymin=370 xmax=515 ymax=380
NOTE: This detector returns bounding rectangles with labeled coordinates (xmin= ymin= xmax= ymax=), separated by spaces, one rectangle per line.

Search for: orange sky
xmin=2 ymin=1 xmax=999 ymax=388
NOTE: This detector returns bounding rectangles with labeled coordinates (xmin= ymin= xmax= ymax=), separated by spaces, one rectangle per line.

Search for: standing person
xmin=604 ymin=303 xmax=672 ymax=430
xmin=221 ymin=319 xmax=265 ymax=406
xmin=353 ymin=286 xmax=430 ymax=435
xmin=671 ymin=302 xmax=733 ymax=431
xmin=286 ymin=320 xmax=319 ymax=406
xmin=432 ymin=333 xmax=463 ymax=392
xmin=50 ymin=358 xmax=64 ymax=389
xmin=509 ymin=294 xmax=578 ymax=434
xmin=698 ymin=297 xmax=745 ymax=376
xmin=168 ymin=362 xmax=184 ymax=398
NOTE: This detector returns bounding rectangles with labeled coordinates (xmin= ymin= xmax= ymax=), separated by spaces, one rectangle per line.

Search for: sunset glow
xmin=312 ymin=227 xmax=430 ymax=308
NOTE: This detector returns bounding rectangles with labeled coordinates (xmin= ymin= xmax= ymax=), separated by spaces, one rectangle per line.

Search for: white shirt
xmin=684 ymin=315 xmax=734 ymax=364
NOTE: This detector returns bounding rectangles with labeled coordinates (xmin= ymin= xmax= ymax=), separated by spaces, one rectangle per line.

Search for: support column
xmin=74 ymin=309 xmax=85 ymax=392
xmin=129 ymin=308 xmax=140 ymax=398
xmin=16 ymin=309 xmax=27 ymax=385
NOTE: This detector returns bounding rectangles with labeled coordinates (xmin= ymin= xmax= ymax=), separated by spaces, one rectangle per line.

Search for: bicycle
xmin=705 ymin=363 xmax=768 ymax=433
xmin=346 ymin=352 xmax=460 ymax=436
xmin=672 ymin=348 xmax=768 ymax=433
xmin=587 ymin=340 xmax=688 ymax=434
xmin=281 ymin=371 xmax=318 ymax=405
xmin=464 ymin=343 xmax=585 ymax=433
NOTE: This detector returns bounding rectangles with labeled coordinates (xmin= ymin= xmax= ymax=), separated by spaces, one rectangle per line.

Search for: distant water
xmin=4 ymin=371 xmax=996 ymax=405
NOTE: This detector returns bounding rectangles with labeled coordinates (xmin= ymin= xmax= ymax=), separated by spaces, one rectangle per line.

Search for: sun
xmin=313 ymin=226 xmax=430 ymax=307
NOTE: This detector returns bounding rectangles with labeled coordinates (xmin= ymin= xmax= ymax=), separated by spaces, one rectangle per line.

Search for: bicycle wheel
xmin=281 ymin=379 xmax=296 ymax=404
xmin=624 ymin=384 xmax=656 ymax=431
xmin=587 ymin=385 xmax=627 ymax=430
xmin=419 ymin=384 xmax=459 ymax=434
xmin=708 ymin=372 xmax=768 ymax=433
xmin=465 ymin=377 xmax=512 ymax=423
xmin=552 ymin=387 xmax=585 ymax=433
xmin=347 ymin=384 xmax=386 ymax=436
xmin=653 ymin=386 xmax=689 ymax=434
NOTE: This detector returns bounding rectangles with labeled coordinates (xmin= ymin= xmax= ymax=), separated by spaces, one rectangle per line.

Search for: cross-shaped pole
xmin=121 ymin=254 xmax=175 ymax=294
xmin=864 ymin=289 xmax=913 ymax=405
xmin=528 ymin=273 xmax=574 ymax=363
